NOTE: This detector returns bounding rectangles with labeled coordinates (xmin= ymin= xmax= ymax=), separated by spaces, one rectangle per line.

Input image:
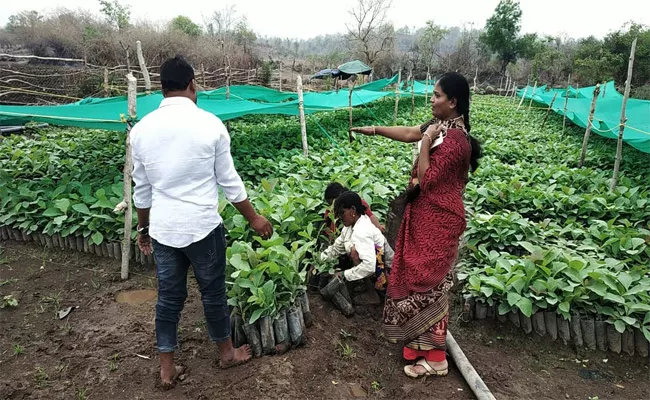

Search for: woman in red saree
xmin=351 ymin=72 xmax=481 ymax=378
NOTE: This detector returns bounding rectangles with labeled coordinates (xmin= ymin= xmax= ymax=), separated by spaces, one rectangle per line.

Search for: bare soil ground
xmin=1 ymin=241 xmax=648 ymax=400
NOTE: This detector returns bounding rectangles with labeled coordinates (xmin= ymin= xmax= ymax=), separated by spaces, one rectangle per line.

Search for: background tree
xmin=479 ymin=0 xmax=522 ymax=73
xmin=346 ymin=0 xmax=395 ymax=67
xmin=170 ymin=16 xmax=202 ymax=37
xmin=98 ymin=0 xmax=130 ymax=31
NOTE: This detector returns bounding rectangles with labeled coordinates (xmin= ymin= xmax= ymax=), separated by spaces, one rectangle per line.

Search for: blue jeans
xmin=152 ymin=225 xmax=230 ymax=353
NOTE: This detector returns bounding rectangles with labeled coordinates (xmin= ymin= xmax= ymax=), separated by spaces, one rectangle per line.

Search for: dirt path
xmin=1 ymin=241 xmax=648 ymax=400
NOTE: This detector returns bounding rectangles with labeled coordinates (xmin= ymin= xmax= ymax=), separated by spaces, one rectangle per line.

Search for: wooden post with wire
xmin=541 ymin=92 xmax=558 ymax=129
xmin=393 ymin=69 xmax=401 ymax=124
xmin=517 ymin=86 xmax=528 ymax=111
xmin=104 ymin=68 xmax=109 ymax=97
xmin=135 ymin=41 xmax=151 ymax=94
xmin=527 ymin=81 xmax=537 ymax=109
xmin=121 ymin=72 xmax=137 ymax=280
xmin=562 ymin=74 xmax=571 ymax=133
xmin=579 ymin=83 xmax=601 ymax=167
xmin=297 ymin=75 xmax=308 ymax=156
xmin=611 ymin=38 xmax=637 ymax=191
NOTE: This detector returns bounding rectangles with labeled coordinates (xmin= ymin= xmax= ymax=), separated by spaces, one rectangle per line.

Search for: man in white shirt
xmin=130 ymin=55 xmax=273 ymax=388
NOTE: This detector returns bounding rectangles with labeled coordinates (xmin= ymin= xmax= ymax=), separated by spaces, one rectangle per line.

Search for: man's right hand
xmin=250 ymin=214 xmax=273 ymax=239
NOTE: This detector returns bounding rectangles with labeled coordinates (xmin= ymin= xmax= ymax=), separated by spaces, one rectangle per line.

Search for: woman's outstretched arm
xmin=351 ymin=125 xmax=422 ymax=143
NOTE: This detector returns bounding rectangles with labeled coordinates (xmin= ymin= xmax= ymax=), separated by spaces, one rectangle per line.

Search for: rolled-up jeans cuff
xmin=157 ymin=344 xmax=179 ymax=353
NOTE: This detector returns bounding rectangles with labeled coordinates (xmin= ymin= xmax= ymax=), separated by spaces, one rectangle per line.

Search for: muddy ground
xmin=0 ymin=241 xmax=648 ymax=400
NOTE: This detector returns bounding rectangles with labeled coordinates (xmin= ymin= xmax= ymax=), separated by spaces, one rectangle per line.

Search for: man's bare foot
xmin=219 ymin=344 xmax=253 ymax=369
xmin=160 ymin=365 xmax=187 ymax=389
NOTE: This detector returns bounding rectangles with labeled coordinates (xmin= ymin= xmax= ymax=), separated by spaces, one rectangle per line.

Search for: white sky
xmin=1 ymin=0 xmax=648 ymax=40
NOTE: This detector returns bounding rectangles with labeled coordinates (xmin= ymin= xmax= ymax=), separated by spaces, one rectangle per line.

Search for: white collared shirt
xmin=320 ymin=215 xmax=392 ymax=281
xmin=130 ymin=96 xmax=247 ymax=248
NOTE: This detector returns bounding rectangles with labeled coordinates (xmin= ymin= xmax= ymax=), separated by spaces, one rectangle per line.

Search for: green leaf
xmin=507 ymin=292 xmax=522 ymax=306
xmin=614 ymin=320 xmax=626 ymax=334
xmin=617 ymin=272 xmax=635 ymax=290
xmin=587 ymin=282 xmax=609 ymax=297
xmin=469 ymin=275 xmax=481 ymax=290
xmin=54 ymin=198 xmax=71 ymax=214
xmin=72 ymin=203 xmax=91 ymax=215
xmin=91 ymin=231 xmax=104 ymax=245
xmin=628 ymin=304 xmax=650 ymax=313
xmin=229 ymin=254 xmax=251 ymax=271
xmin=249 ymin=308 xmax=264 ymax=324
xmin=620 ymin=316 xmax=637 ymax=326
xmin=480 ymin=286 xmax=494 ymax=298
xmin=43 ymin=207 xmax=62 ymax=217
xmin=558 ymin=301 xmax=570 ymax=313
xmin=603 ymin=293 xmax=625 ymax=305
xmin=516 ymin=297 xmax=533 ymax=318
xmin=498 ymin=302 xmax=511 ymax=315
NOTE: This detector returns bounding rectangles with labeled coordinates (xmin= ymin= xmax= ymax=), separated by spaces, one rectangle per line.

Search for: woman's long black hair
xmin=436 ymin=72 xmax=482 ymax=173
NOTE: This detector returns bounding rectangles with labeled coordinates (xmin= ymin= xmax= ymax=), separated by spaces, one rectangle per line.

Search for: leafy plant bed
xmin=0 ymin=226 xmax=155 ymax=265
xmin=462 ymin=294 xmax=650 ymax=359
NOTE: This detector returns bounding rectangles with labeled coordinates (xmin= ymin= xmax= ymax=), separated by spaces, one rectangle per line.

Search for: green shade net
xmin=517 ymin=81 xmax=650 ymax=154
xmin=0 ymin=86 xmax=393 ymax=131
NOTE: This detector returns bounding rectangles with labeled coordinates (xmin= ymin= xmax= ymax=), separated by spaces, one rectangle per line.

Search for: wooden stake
xmin=135 ymin=41 xmax=151 ymax=94
xmin=541 ymin=92 xmax=558 ymax=129
xmin=103 ymin=68 xmax=109 ymax=97
xmin=562 ymin=74 xmax=571 ymax=133
xmin=504 ymin=75 xmax=510 ymax=96
xmin=424 ymin=68 xmax=430 ymax=104
xmin=611 ymin=38 xmax=637 ymax=192
xmin=297 ymin=75 xmax=308 ymax=156
xmin=579 ymin=84 xmax=601 ymax=167
xmin=393 ymin=70 xmax=401 ymax=124
xmin=528 ymin=81 xmax=537 ymax=109
xmin=200 ymin=63 xmax=206 ymax=87
xmin=517 ymin=86 xmax=528 ymax=111
xmin=121 ymin=73 xmax=137 ymax=280
xmin=348 ymin=78 xmax=356 ymax=141
xmin=279 ymin=62 xmax=283 ymax=92
xmin=409 ymin=71 xmax=415 ymax=116
xmin=473 ymin=67 xmax=478 ymax=92
xmin=120 ymin=41 xmax=131 ymax=73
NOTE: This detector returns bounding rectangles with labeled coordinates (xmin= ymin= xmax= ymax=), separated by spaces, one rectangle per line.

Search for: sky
xmin=1 ymin=0 xmax=648 ymax=40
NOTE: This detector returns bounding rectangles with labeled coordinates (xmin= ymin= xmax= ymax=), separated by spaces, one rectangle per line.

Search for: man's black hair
xmin=160 ymin=55 xmax=195 ymax=95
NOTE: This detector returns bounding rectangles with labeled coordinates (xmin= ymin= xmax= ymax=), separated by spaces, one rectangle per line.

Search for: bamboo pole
xmin=200 ymin=63 xmax=206 ymax=87
xmin=393 ymin=70 xmax=401 ymax=124
xmin=121 ymin=73 xmax=137 ymax=280
xmin=611 ymin=38 xmax=637 ymax=192
xmin=512 ymin=82 xmax=518 ymax=101
xmin=527 ymin=81 xmax=537 ymax=109
xmin=103 ymin=68 xmax=109 ymax=97
xmin=447 ymin=331 xmax=496 ymax=400
xmin=297 ymin=75 xmax=308 ymax=156
xmin=135 ymin=41 xmax=151 ymax=94
xmin=279 ymin=62 xmax=283 ymax=92
xmin=541 ymin=92 xmax=559 ymax=129
xmin=579 ymin=84 xmax=601 ymax=168
xmin=562 ymin=74 xmax=571 ymax=133
xmin=517 ymin=86 xmax=528 ymax=111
